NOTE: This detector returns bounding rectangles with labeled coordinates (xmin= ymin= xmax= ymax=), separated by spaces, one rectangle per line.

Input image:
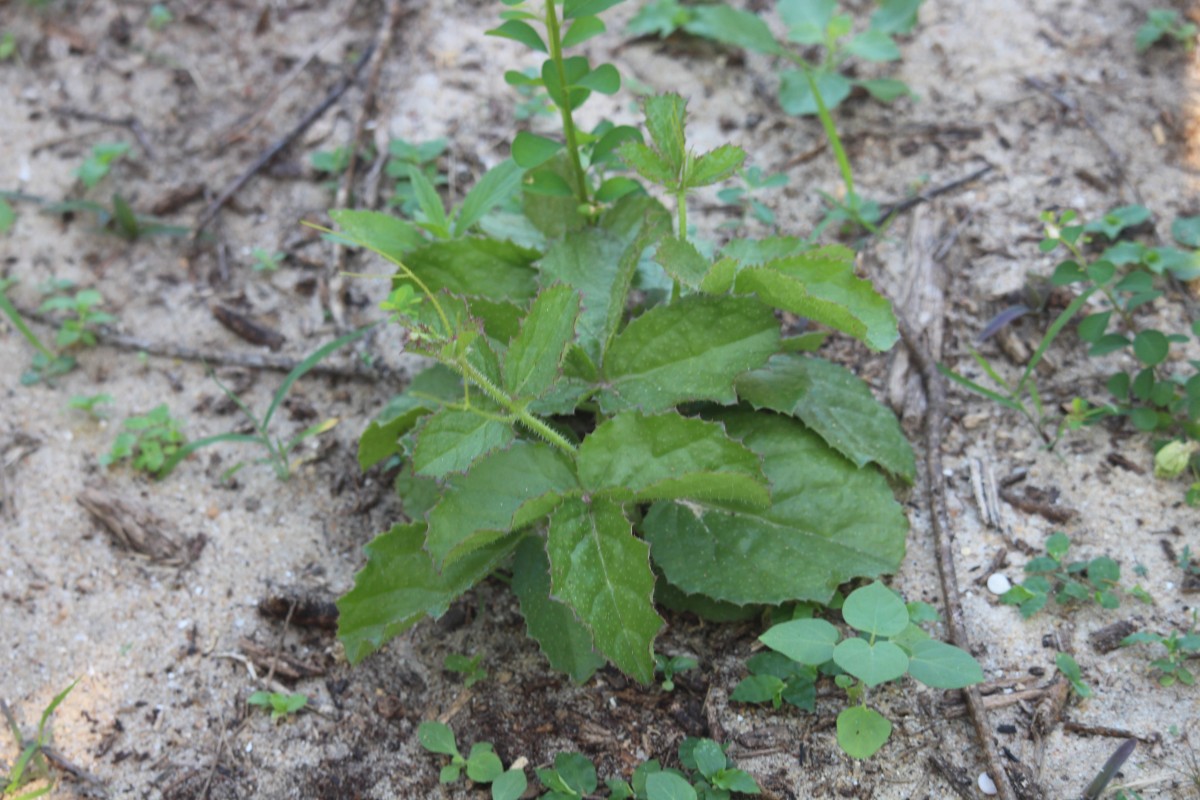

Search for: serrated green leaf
xmin=837 ymin=705 xmax=892 ymax=759
xmin=687 ymin=4 xmax=783 ymax=54
xmin=618 ymin=140 xmax=677 ymax=186
xmin=642 ymin=93 xmax=687 ymax=175
xmin=845 ymin=30 xmax=901 ymax=61
xmin=841 ymin=581 xmax=909 ymax=637
xmin=454 ymin=159 xmax=525 ymax=236
xmin=643 ymin=411 xmax=908 ymax=605
xmin=907 ymin=639 xmax=983 ymax=689
xmin=599 ymin=295 xmax=780 ymax=413
xmin=577 ymin=412 xmax=769 ymax=505
xmin=331 ymin=209 xmax=425 ymax=260
xmin=426 ymin=442 xmax=580 ymax=566
xmin=513 ymin=131 xmax=564 ymax=169
xmin=737 ymin=354 xmax=915 ymax=482
xmin=337 ymin=523 xmax=520 ymax=663
xmin=779 ymin=0 xmax=836 ymax=44
xmin=402 ymin=238 xmax=540 ymax=302
xmin=547 ymin=497 xmax=663 ymax=683
xmin=721 ymin=236 xmax=811 ymax=265
xmin=687 ymin=144 xmax=746 ymax=188
xmin=654 ymin=236 xmax=710 ymax=289
xmin=779 ymin=69 xmax=853 ymax=115
xmin=359 ymin=365 xmax=462 ymax=470
xmin=411 ymin=409 xmax=515 ymax=477
xmin=513 ymin=537 xmax=606 ymax=683
xmin=729 ymin=247 xmax=899 ymax=350
xmin=504 ymin=284 xmax=581 ymax=399
xmin=487 ymin=19 xmax=549 ymax=52
xmin=760 ymin=618 xmax=840 ymax=665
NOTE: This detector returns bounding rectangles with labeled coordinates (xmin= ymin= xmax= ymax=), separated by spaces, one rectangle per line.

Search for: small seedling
xmin=1121 ymin=613 xmax=1200 ymax=687
xmin=0 ymin=198 xmax=14 ymax=234
xmin=67 ymin=393 xmax=114 ymax=419
xmin=0 ymin=280 xmax=76 ymax=385
xmin=444 ymin=652 xmax=488 ymax=688
xmin=1055 ymin=652 xmax=1092 ymax=698
xmin=654 ymin=653 xmax=697 ymax=691
xmin=1136 ymin=9 xmax=1197 ymax=52
xmin=75 ymin=142 xmax=131 ymax=189
xmin=386 ymin=137 xmax=449 ymax=215
xmin=310 ymin=146 xmax=351 ymax=176
xmin=147 ymin=4 xmax=173 ymax=30
xmin=247 ymin=691 xmax=307 ymax=722
xmin=417 ymin=721 xmax=527 ymax=799
xmin=0 ymin=32 xmax=16 ymax=62
xmin=745 ymin=581 xmax=982 ymax=759
xmin=36 ymin=284 xmax=115 ymax=349
xmin=2 ymin=679 xmax=78 ymax=800
xmin=250 ymin=247 xmax=284 ymax=273
xmin=100 ymin=404 xmax=187 ymax=476
xmin=999 ymin=532 xmax=1125 ymax=618
xmin=157 ymin=326 xmax=370 ymax=480
xmin=1176 ymin=545 xmax=1200 ymax=580
xmin=718 ymin=166 xmax=789 ymax=230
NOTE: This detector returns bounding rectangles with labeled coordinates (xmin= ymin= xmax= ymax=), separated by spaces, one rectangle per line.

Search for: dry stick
xmin=329 ymin=0 xmax=405 ymax=329
xmin=877 ymin=163 xmax=994 ymax=221
xmin=50 ymin=106 xmax=157 ymax=160
xmin=191 ymin=43 xmax=377 ymax=239
xmin=897 ymin=312 xmax=1020 ymax=800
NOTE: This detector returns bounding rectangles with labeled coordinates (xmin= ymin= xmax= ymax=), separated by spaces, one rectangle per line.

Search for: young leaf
xmin=857 ymin=78 xmax=912 ymax=103
xmin=426 ymin=442 xmax=580 ymax=566
xmin=417 ymin=721 xmax=460 ymax=756
xmin=504 ymin=284 xmax=581 ymax=400
xmin=337 ymin=523 xmax=520 ymax=663
xmin=736 ymin=354 xmax=915 ymax=482
xmin=576 ymin=412 xmax=769 ymax=505
xmin=467 ymin=743 xmax=504 ymax=782
xmin=642 ymin=412 xmax=908 ymax=606
xmin=687 ymin=144 xmax=746 ymax=188
xmin=407 ymin=164 xmax=450 ymax=234
xmin=598 ymin=295 xmax=780 ymax=413
xmin=562 ymin=15 xmax=606 ymax=48
xmin=833 ymin=638 xmax=909 ymax=687
xmin=512 ymin=537 xmax=607 ymax=683
xmin=411 ymin=409 xmax=515 ymax=477
xmin=728 ymin=247 xmax=899 ymax=351
xmin=654 ymin=236 xmax=711 ymax=289
xmin=691 ymin=739 xmax=727 ymax=779
xmin=453 ymin=159 xmax=525 ymax=236
xmin=513 ymin=131 xmax=565 ymax=169
xmin=845 ymin=30 xmax=902 ymax=61
xmin=836 ymin=706 xmax=892 ymax=759
xmin=760 ymin=618 xmax=840 ymax=665
xmin=779 ymin=0 xmax=836 ymax=44
xmin=331 ymin=209 xmax=425 ymax=260
xmin=564 ymin=0 xmax=624 ymax=19
xmin=731 ymin=674 xmax=785 ymax=704
xmin=576 ymin=63 xmax=621 ymax=94
xmin=645 ymin=771 xmax=697 ymax=800
xmin=618 ymin=140 xmax=677 ymax=186
xmin=402 ymin=238 xmax=540 ymax=302
xmin=487 ymin=19 xmax=549 ymax=52
xmin=492 ymin=769 xmax=528 ymax=800
xmin=778 ymin=69 xmax=853 ymax=116
xmin=871 ymin=0 xmax=923 ymax=34
xmin=642 ymin=93 xmax=688 ymax=176
xmin=687 ymin=4 xmax=783 ymax=55
xmin=906 ymin=640 xmax=983 ymax=689
xmin=841 ymin=581 xmax=909 ymax=637
xmin=547 ymin=497 xmax=663 ymax=683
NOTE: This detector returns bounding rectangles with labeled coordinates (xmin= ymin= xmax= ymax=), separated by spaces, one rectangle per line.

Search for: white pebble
xmin=978 ymin=772 xmax=997 ymax=795
xmin=986 ymin=574 xmax=1012 ymax=595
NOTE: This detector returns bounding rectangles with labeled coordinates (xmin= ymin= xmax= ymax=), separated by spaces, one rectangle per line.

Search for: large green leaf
xmin=411 ymin=408 xmax=515 ymax=477
xmin=504 ymin=284 xmax=581 ymax=400
xmin=729 ymin=247 xmax=899 ymax=351
xmin=642 ymin=411 xmax=907 ymax=605
xmin=337 ymin=522 xmax=518 ymax=663
xmin=737 ymin=355 xmax=914 ymax=482
xmin=401 ymin=238 xmax=540 ymax=302
xmin=759 ymin=618 xmax=840 ymax=665
xmin=906 ymin=639 xmax=983 ymax=689
xmin=687 ymin=4 xmax=784 ymax=55
xmin=512 ymin=536 xmax=606 ymax=683
xmin=778 ymin=69 xmax=854 ymax=115
xmin=547 ymin=497 xmax=663 ymax=683
xmin=426 ymin=442 xmax=580 ymax=566
xmin=577 ymin=412 xmax=769 ymax=506
xmin=358 ymin=364 xmax=462 ymax=470
xmin=599 ymin=295 xmax=780 ymax=413
xmin=330 ymin=209 xmax=424 ymax=260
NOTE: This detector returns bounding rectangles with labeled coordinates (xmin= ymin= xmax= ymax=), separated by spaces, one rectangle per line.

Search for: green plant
xmin=0 ymin=280 xmax=77 ymax=385
xmin=247 ymin=691 xmax=307 ymax=722
xmin=36 ymin=283 xmax=115 ymax=349
xmin=147 ymin=3 xmax=173 ymax=30
xmin=717 ymin=166 xmax=789 ymax=230
xmin=250 ymin=247 xmax=284 ymax=273
xmin=158 ymin=326 xmax=370 ymax=481
xmin=2 ymin=680 xmax=77 ymax=800
xmin=1176 ymin=545 xmax=1200 ymax=580
xmin=1136 ymin=9 xmax=1197 ymax=52
xmin=386 ymin=137 xmax=449 ymax=214
xmin=444 ymin=652 xmax=488 ymax=688
xmin=1121 ymin=614 xmax=1200 ymax=687
xmin=737 ymin=581 xmax=981 ymax=758
xmin=0 ymin=32 xmax=16 ymax=62
xmin=999 ymin=532 xmax=1125 ymax=619
xmin=68 ymin=393 xmax=113 ymax=419
xmin=75 ymin=142 xmax=131 ymax=188
xmin=1055 ymin=652 xmax=1092 ymax=698
xmin=654 ymin=653 xmax=697 ymax=691
xmin=629 ymin=0 xmax=921 ymax=116
xmin=311 ymin=146 xmax=352 ymax=176
xmin=334 ymin=1 xmax=911 ymax=688
xmin=417 ymin=721 xmax=527 ymax=799
xmin=100 ymin=404 xmax=187 ymax=476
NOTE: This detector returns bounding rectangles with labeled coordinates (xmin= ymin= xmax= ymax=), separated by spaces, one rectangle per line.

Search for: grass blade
xmin=937 ymin=363 xmax=1024 ymax=412
xmin=0 ymin=289 xmax=57 ymax=362
xmin=157 ymin=433 xmax=264 ymax=478
xmin=1015 ymin=285 xmax=1097 ymax=397
xmin=261 ymin=325 xmax=373 ymax=430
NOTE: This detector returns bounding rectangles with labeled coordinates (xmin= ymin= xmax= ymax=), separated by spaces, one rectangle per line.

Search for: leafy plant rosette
xmin=332 ymin=0 xmax=914 ymax=686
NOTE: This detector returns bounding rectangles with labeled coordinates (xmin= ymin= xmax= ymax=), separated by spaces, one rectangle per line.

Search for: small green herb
xmin=1054 ymin=652 xmax=1092 ymax=698
xmin=1136 ymin=9 xmax=1197 ymax=52
xmin=444 ymin=652 xmax=488 ymax=688
xmin=416 ymin=721 xmax=526 ymax=797
xmin=68 ymin=393 xmax=114 ymax=419
xmin=1121 ymin=614 xmax=1200 ymax=687
xmin=653 ymin=653 xmax=697 ymax=691
xmin=36 ymin=284 xmax=115 ymax=349
xmin=75 ymin=142 xmax=132 ymax=189
xmin=386 ymin=137 xmax=449 ymax=215
xmin=147 ymin=4 xmax=173 ymax=30
xmin=101 ymin=404 xmax=187 ymax=476
xmin=246 ymin=691 xmax=307 ymax=722
xmin=999 ymin=532 xmax=1123 ymax=618
xmin=310 ymin=146 xmax=351 ymax=176
xmin=0 ymin=32 xmax=16 ymax=62
xmin=250 ymin=247 xmax=285 ymax=273
xmin=2 ymin=679 xmax=78 ymax=799
xmin=718 ymin=166 xmax=789 ymax=230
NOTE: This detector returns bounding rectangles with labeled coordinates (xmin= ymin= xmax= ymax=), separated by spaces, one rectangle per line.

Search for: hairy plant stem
xmin=456 ymin=357 xmax=577 ymax=455
xmin=544 ymin=1 xmax=590 ymax=207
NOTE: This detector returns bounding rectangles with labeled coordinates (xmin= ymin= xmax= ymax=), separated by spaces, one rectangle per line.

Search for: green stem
xmin=793 ymin=59 xmax=854 ymax=197
xmin=545 ymin=1 xmax=590 ymax=207
xmin=676 ymin=188 xmax=688 ymax=240
xmin=456 ymin=357 xmax=577 ymax=456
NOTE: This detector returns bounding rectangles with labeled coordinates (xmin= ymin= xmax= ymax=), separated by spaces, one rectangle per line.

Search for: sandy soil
xmin=1 ymin=0 xmax=1199 ymax=798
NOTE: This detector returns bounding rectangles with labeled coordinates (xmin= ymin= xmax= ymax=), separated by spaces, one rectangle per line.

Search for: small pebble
xmin=978 ymin=772 xmax=997 ymax=795
xmin=986 ymin=573 xmax=1012 ymax=595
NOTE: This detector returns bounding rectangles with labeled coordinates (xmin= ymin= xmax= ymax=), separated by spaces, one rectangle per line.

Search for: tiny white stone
xmin=986 ymin=573 xmax=1012 ymax=595
xmin=978 ymin=772 xmax=997 ymax=795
